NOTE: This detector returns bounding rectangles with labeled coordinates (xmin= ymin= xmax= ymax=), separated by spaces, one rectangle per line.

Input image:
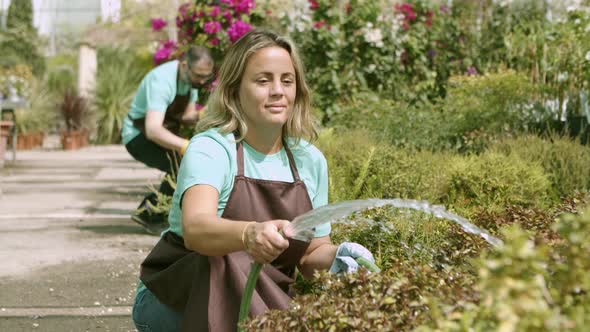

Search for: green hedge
xmin=490 ymin=135 xmax=590 ymax=199
xmin=328 ymin=71 xmax=542 ymax=153
xmin=317 ymin=128 xmax=553 ymax=212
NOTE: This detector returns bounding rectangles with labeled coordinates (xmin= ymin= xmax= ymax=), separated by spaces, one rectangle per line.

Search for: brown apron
xmin=130 ymin=70 xmax=191 ymax=135
xmin=140 ymin=138 xmax=314 ymax=331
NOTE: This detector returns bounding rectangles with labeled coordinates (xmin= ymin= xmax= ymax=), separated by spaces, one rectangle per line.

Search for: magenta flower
xmin=425 ymin=10 xmax=433 ymax=27
xmin=154 ymin=39 xmax=177 ymax=64
xmin=227 ymin=20 xmax=252 ymax=43
xmin=203 ymin=21 xmax=222 ymax=34
xmin=209 ymin=37 xmax=220 ymax=46
xmin=162 ymin=39 xmax=177 ymax=49
xmin=309 ymin=0 xmax=319 ymax=10
xmin=222 ymin=9 xmax=233 ymax=23
xmin=313 ymin=20 xmax=326 ymax=29
xmin=234 ymin=0 xmax=255 ymax=15
xmin=395 ymin=3 xmax=417 ymax=22
xmin=209 ymin=5 xmax=221 ymax=17
xmin=220 ymin=0 xmax=232 ymax=4
xmin=151 ymin=18 xmax=167 ymax=31
xmin=465 ymin=66 xmax=478 ymax=76
xmin=154 ymin=47 xmax=173 ymax=65
xmin=195 ymin=103 xmax=205 ymax=110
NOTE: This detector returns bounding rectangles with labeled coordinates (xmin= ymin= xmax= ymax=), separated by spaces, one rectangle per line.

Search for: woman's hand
xmin=329 ymin=242 xmax=376 ymax=274
xmin=242 ymin=220 xmax=290 ymax=264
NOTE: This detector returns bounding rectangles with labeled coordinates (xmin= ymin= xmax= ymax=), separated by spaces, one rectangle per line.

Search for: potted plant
xmin=59 ymin=89 xmax=88 ymax=150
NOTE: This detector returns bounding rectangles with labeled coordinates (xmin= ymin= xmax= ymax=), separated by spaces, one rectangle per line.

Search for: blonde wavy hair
xmin=197 ymin=29 xmax=317 ymax=143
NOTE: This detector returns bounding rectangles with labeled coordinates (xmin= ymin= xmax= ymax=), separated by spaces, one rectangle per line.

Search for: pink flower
xmin=220 ymin=0 xmax=232 ymax=4
xmin=233 ymin=0 xmax=255 ymax=15
xmin=162 ymin=39 xmax=177 ymax=49
xmin=425 ymin=10 xmax=433 ymax=27
xmin=209 ymin=5 xmax=221 ymax=17
xmin=222 ymin=9 xmax=233 ymax=24
xmin=154 ymin=46 xmax=173 ymax=65
xmin=313 ymin=20 xmax=326 ymax=29
xmin=153 ymin=39 xmax=177 ymax=64
xmin=203 ymin=21 xmax=222 ymax=34
xmin=227 ymin=20 xmax=252 ymax=42
xmin=209 ymin=37 xmax=220 ymax=46
xmin=465 ymin=66 xmax=478 ymax=76
xmin=151 ymin=18 xmax=167 ymax=31
xmin=195 ymin=103 xmax=205 ymax=110
xmin=395 ymin=3 xmax=417 ymax=22
xmin=309 ymin=0 xmax=319 ymax=10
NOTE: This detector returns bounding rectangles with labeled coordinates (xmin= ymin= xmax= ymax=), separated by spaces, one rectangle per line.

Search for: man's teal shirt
xmin=121 ymin=60 xmax=199 ymax=144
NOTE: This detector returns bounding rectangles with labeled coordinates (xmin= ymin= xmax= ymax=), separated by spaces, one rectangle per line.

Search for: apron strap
xmin=236 ymin=141 xmax=245 ymax=176
xmin=235 ymin=139 xmax=301 ymax=181
xmin=282 ymin=142 xmax=301 ymax=182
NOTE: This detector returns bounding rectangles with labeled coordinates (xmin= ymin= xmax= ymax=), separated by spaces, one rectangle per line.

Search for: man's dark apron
xmin=129 ymin=92 xmax=189 ymax=136
xmin=139 ymin=139 xmax=314 ymax=331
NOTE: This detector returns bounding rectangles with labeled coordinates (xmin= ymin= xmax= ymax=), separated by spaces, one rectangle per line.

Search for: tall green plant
xmin=93 ymin=47 xmax=147 ymax=144
xmin=6 ymin=0 xmax=33 ymax=30
xmin=0 ymin=0 xmax=44 ymax=75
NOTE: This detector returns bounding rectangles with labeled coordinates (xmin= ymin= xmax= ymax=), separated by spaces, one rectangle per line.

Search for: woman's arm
xmin=297 ymin=236 xmax=338 ymax=279
xmin=182 ymin=184 xmax=290 ymax=263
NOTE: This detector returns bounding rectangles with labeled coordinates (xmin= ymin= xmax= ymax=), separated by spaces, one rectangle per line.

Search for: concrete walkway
xmin=0 ymin=144 xmax=162 ymax=331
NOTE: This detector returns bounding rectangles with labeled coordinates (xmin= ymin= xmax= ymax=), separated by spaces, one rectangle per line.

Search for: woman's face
xmin=238 ymin=47 xmax=296 ymax=130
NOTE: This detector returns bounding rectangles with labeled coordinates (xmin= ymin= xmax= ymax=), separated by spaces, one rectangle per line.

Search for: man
xmin=121 ymin=46 xmax=214 ymax=234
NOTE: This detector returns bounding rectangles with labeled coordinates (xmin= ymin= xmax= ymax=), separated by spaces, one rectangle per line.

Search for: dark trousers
xmin=125 ymin=133 xmax=179 ymax=206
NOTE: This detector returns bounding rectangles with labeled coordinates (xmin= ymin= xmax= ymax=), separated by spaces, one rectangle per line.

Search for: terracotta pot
xmin=16 ymin=133 xmax=28 ymax=150
xmin=37 ymin=132 xmax=45 ymax=148
xmin=78 ymin=129 xmax=89 ymax=147
xmin=61 ymin=130 xmax=81 ymax=150
xmin=24 ymin=133 xmax=35 ymax=149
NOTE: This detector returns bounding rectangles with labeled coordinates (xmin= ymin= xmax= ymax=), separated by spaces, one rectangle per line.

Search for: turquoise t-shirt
xmin=167 ymin=128 xmax=331 ymax=237
xmin=121 ymin=60 xmax=199 ymax=145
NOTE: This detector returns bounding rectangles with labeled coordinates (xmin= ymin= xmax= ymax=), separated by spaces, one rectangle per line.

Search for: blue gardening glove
xmin=329 ymin=242 xmax=376 ymax=274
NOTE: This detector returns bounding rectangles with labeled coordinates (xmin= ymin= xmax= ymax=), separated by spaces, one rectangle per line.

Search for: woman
xmin=132 ymin=29 xmax=375 ymax=332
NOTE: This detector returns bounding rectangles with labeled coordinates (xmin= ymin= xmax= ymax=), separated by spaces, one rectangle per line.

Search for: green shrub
xmin=446 ymin=152 xmax=552 ymax=211
xmin=419 ymin=204 xmax=590 ymax=332
xmin=14 ymin=77 xmax=59 ymax=133
xmin=419 ymin=224 xmax=565 ymax=332
xmin=330 ymin=206 xmax=489 ymax=271
xmin=93 ymin=47 xmax=148 ymax=144
xmin=490 ymin=135 xmax=590 ymax=199
xmin=317 ymin=129 xmax=553 ymax=212
xmin=328 ymin=92 xmax=453 ymax=152
xmin=329 ymin=71 xmax=541 ymax=153
xmin=246 ymin=259 xmax=477 ymax=332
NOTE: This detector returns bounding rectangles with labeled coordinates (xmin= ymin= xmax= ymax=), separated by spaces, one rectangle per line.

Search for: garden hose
xmin=237 ymin=256 xmax=380 ymax=331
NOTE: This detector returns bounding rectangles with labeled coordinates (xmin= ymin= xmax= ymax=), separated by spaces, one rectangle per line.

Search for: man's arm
xmin=144 ymin=110 xmax=187 ymax=152
xmin=181 ymin=102 xmax=201 ymax=125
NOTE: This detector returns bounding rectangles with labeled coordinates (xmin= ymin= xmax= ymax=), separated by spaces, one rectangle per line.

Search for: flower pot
xmin=78 ymin=129 xmax=89 ymax=147
xmin=0 ymin=121 xmax=14 ymax=168
xmin=16 ymin=133 xmax=28 ymax=150
xmin=33 ymin=132 xmax=43 ymax=148
xmin=61 ymin=130 xmax=81 ymax=150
